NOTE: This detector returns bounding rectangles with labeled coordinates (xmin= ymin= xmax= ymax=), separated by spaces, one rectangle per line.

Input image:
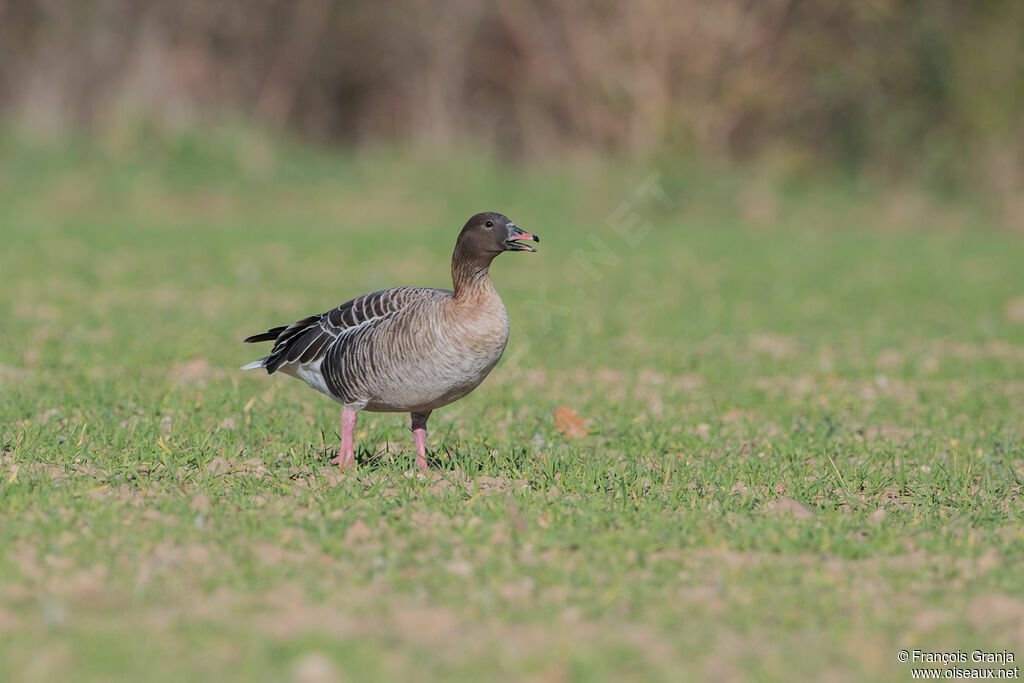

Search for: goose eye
xmin=485 ymin=220 xmax=493 ymax=227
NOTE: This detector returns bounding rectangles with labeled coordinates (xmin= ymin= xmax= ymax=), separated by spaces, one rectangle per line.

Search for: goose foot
xmin=331 ymin=407 xmax=359 ymax=468
xmin=411 ymin=411 xmax=431 ymax=471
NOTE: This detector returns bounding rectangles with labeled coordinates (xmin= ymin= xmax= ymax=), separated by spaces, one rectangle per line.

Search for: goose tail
xmin=244 ymin=327 xmax=286 ymax=343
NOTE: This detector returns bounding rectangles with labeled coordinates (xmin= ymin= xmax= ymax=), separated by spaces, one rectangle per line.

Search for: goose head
xmin=456 ymin=212 xmax=540 ymax=256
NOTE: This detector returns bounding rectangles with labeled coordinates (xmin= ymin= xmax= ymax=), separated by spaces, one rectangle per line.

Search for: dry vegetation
xmin=2 ymin=0 xmax=1023 ymax=191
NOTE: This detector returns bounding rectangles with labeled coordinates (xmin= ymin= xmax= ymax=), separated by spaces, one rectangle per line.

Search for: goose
xmin=241 ymin=212 xmax=539 ymax=470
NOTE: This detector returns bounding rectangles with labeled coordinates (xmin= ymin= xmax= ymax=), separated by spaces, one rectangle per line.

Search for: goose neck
xmin=451 ymin=248 xmax=497 ymax=300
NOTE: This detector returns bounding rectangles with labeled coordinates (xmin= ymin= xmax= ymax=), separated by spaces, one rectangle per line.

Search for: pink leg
xmin=330 ymin=407 xmax=359 ymax=468
xmin=410 ymin=411 xmax=431 ymax=471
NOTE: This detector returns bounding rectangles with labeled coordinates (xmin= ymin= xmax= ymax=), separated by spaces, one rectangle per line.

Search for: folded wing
xmin=242 ymin=286 xmax=447 ymax=376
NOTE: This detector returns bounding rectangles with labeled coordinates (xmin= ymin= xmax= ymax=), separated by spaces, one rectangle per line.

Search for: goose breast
xmin=358 ymin=291 xmax=510 ymax=412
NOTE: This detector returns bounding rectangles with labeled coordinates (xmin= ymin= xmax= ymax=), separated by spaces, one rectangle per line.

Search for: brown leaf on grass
xmin=554 ymin=406 xmax=588 ymax=439
xmin=763 ymin=497 xmax=815 ymax=520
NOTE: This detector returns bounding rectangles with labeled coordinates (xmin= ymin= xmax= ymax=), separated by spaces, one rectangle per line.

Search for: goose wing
xmin=243 ymin=286 xmax=449 ymax=375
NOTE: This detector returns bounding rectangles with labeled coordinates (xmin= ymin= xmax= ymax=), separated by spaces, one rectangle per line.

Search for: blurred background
xmin=2 ymin=0 xmax=1022 ymax=214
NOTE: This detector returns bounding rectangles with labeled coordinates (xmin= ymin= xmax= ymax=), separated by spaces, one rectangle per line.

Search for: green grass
xmin=1 ymin=128 xmax=1023 ymax=682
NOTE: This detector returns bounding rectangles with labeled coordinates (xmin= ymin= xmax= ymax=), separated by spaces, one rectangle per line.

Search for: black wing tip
xmin=244 ymin=327 xmax=286 ymax=343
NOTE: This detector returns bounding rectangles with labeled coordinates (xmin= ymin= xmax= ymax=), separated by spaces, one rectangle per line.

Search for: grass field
xmin=2 ymin=129 xmax=1023 ymax=682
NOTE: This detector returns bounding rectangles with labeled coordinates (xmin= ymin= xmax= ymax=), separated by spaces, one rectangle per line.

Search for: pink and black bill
xmin=505 ymin=224 xmax=540 ymax=252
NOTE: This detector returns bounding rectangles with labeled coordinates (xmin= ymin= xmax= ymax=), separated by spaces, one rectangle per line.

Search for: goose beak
xmin=505 ymin=224 xmax=540 ymax=252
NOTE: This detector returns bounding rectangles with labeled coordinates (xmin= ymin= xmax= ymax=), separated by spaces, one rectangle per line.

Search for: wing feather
xmin=242 ymin=287 xmax=450 ymax=384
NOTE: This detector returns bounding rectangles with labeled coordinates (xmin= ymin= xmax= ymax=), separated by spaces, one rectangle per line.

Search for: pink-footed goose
xmin=241 ymin=212 xmax=539 ymax=469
